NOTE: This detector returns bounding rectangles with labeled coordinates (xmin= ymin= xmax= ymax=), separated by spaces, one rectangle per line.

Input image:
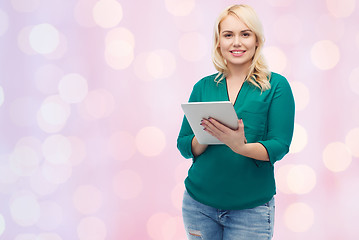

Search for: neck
xmin=226 ymin=64 xmax=250 ymax=83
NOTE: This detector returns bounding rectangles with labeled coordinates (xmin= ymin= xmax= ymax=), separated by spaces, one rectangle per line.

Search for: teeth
xmin=232 ymin=51 xmax=244 ymax=54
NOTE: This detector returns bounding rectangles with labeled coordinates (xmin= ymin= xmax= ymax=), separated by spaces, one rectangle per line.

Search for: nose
xmin=233 ymin=36 xmax=241 ymax=47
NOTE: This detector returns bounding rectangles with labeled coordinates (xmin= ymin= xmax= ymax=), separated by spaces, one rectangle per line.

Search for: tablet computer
xmin=181 ymin=101 xmax=238 ymax=145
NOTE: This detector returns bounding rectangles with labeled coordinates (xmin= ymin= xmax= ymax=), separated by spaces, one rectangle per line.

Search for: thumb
xmin=237 ymin=119 xmax=244 ymax=130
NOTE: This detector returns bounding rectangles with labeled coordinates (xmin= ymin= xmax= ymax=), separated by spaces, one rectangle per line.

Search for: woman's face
xmin=219 ymin=14 xmax=258 ymax=70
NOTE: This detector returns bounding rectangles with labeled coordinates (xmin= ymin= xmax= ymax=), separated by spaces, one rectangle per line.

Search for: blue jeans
xmin=182 ymin=190 xmax=275 ymax=240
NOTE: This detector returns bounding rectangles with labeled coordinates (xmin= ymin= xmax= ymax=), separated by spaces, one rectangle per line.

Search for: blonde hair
xmin=212 ymin=4 xmax=271 ymax=91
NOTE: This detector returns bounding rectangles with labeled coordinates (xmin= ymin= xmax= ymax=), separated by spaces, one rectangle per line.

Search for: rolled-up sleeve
xmin=177 ymin=83 xmax=201 ymax=159
xmin=259 ymin=77 xmax=295 ymax=165
xmin=177 ymin=116 xmax=195 ymax=159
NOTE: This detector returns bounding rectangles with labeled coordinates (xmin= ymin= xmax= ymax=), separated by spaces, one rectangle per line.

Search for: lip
xmin=230 ymin=50 xmax=246 ymax=57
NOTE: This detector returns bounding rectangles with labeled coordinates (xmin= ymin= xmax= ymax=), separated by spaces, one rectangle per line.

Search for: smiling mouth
xmin=230 ymin=50 xmax=246 ymax=56
xmin=230 ymin=50 xmax=246 ymax=54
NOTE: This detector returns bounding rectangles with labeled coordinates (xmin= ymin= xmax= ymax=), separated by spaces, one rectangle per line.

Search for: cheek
xmin=247 ymin=40 xmax=258 ymax=52
xmin=219 ymin=43 xmax=227 ymax=55
xmin=219 ymin=40 xmax=230 ymax=51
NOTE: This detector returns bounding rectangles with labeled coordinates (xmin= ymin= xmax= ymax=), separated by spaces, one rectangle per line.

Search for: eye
xmin=224 ymin=33 xmax=232 ymax=38
xmin=242 ymin=32 xmax=250 ymax=37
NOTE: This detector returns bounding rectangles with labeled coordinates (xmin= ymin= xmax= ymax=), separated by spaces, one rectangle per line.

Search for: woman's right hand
xmin=191 ymin=136 xmax=208 ymax=157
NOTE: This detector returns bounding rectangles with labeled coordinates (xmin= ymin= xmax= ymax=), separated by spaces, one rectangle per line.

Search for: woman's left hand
xmin=201 ymin=118 xmax=247 ymax=153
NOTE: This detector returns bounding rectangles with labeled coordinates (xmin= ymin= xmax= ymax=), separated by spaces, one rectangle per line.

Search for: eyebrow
xmin=221 ymin=29 xmax=252 ymax=34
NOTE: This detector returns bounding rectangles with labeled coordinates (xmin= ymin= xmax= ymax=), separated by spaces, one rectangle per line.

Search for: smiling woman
xmin=212 ymin=5 xmax=270 ymax=92
xmin=177 ymin=4 xmax=295 ymax=240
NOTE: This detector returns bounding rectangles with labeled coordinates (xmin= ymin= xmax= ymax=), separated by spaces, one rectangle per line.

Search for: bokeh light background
xmin=0 ymin=0 xmax=358 ymax=239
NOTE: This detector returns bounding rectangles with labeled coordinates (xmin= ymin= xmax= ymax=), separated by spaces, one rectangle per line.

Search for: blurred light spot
xmin=18 ymin=26 xmax=37 ymax=55
xmin=263 ymin=46 xmax=287 ymax=73
xmin=290 ymin=81 xmax=310 ymax=111
xmin=38 ymin=233 xmax=62 ymax=240
xmin=14 ymin=234 xmax=37 ymax=240
xmin=41 ymin=162 xmax=72 ymax=184
xmin=349 ymin=67 xmax=359 ymax=95
xmin=0 ymin=9 xmax=9 ymax=36
xmin=74 ymin=0 xmax=97 ymax=27
xmin=9 ymin=97 xmax=38 ymax=127
xmin=317 ymin=14 xmax=345 ymax=42
xmin=92 ymin=0 xmax=123 ymax=28
xmin=39 ymin=96 xmax=69 ymax=125
xmin=174 ymin=9 xmax=204 ymax=31
xmin=113 ymin=169 xmax=142 ymax=199
xmin=146 ymin=49 xmax=176 ymax=80
xmin=37 ymin=95 xmax=71 ymax=133
xmin=29 ymin=23 xmax=60 ymax=54
xmin=0 ymin=214 xmax=5 ymax=236
xmin=73 ymin=185 xmax=103 ymax=215
xmin=179 ymin=32 xmax=208 ymax=61
xmin=134 ymin=49 xmax=177 ymax=81
xmin=11 ymin=0 xmax=41 ymax=12
xmin=42 ymin=135 xmax=72 ymax=165
xmin=289 ymin=123 xmax=308 ymax=154
xmin=35 ymin=64 xmax=64 ymax=95
xmin=10 ymin=191 xmax=40 ymax=226
xmin=105 ymin=27 xmax=134 ymax=48
xmin=326 ymin=0 xmax=356 ymax=18
xmin=171 ymin=183 xmax=185 ymax=210
xmin=0 ymin=86 xmax=4 ymax=107
xmin=105 ymin=39 xmax=134 ymax=70
xmin=68 ymin=136 xmax=86 ymax=166
xmin=58 ymin=73 xmax=88 ymax=103
xmin=44 ymin=33 xmax=67 ymax=60
xmin=273 ymin=14 xmax=303 ymax=44
xmin=104 ymin=30 xmax=134 ymax=77
xmin=81 ymin=89 xmax=115 ymax=119
xmin=30 ymin=170 xmax=58 ymax=196
xmin=77 ymin=217 xmax=107 ymax=240
xmin=323 ymin=142 xmax=352 ymax=172
xmin=275 ymin=164 xmax=295 ymax=194
xmin=10 ymin=146 xmax=40 ymax=176
xmin=287 ymin=164 xmax=316 ymax=194
xmin=311 ymin=40 xmax=340 ymax=70
xmin=165 ymin=0 xmax=195 ymax=16
xmin=345 ymin=128 xmax=359 ymax=157
xmin=136 ymin=126 xmax=166 ymax=157
xmin=147 ymin=212 xmax=177 ymax=240
xmin=107 ymin=131 xmax=135 ymax=162
xmin=266 ymin=0 xmax=294 ymax=7
xmin=37 ymin=201 xmax=63 ymax=231
xmin=284 ymin=202 xmax=314 ymax=232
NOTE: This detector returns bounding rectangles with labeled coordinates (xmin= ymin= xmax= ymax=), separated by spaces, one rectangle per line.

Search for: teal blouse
xmin=177 ymin=72 xmax=295 ymax=210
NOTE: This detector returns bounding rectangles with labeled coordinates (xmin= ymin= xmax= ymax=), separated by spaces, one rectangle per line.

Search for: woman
xmin=177 ymin=4 xmax=295 ymax=240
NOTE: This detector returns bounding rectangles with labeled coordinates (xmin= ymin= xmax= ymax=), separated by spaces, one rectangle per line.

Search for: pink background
xmin=0 ymin=0 xmax=359 ymax=239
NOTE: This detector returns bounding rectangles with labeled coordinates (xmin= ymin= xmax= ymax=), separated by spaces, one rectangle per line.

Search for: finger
xmin=202 ymin=119 xmax=223 ymax=138
xmin=238 ymin=119 xmax=244 ymax=127
xmin=202 ymin=119 xmax=222 ymax=133
xmin=208 ymin=118 xmax=229 ymax=133
xmin=203 ymin=123 xmax=221 ymax=139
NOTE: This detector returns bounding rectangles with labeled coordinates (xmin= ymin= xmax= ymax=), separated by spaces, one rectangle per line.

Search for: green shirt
xmin=177 ymin=72 xmax=295 ymax=210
